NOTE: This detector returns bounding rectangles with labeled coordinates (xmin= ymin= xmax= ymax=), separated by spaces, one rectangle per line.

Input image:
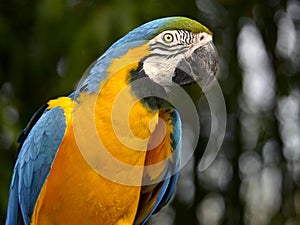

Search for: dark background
xmin=1 ymin=0 xmax=300 ymax=224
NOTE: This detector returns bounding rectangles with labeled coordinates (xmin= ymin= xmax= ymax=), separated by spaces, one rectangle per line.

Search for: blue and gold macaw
xmin=6 ymin=17 xmax=218 ymax=225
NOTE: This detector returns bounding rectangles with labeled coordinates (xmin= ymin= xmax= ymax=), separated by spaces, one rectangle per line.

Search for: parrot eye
xmin=162 ymin=33 xmax=174 ymax=43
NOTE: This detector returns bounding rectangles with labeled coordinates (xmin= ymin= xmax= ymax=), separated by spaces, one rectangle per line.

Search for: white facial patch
xmin=142 ymin=30 xmax=213 ymax=86
xmin=143 ymin=53 xmax=182 ymax=86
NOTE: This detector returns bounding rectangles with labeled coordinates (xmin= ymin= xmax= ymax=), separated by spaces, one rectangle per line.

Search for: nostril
xmin=200 ymin=35 xmax=204 ymax=41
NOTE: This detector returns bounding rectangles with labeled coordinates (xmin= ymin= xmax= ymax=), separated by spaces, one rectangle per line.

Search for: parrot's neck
xmin=72 ymin=43 xmax=175 ymax=183
xmin=95 ymin=62 xmax=160 ymax=158
xmin=73 ymin=43 xmax=163 ymax=170
xmin=129 ymin=61 xmax=170 ymax=110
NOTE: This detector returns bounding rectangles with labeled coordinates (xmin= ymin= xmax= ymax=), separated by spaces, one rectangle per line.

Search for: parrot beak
xmin=172 ymin=41 xmax=219 ymax=87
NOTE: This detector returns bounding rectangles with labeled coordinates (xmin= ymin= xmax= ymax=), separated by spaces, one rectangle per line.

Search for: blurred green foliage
xmin=1 ymin=0 xmax=300 ymax=224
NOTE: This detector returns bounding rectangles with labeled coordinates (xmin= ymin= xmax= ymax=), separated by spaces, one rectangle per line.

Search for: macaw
xmin=6 ymin=17 xmax=218 ymax=225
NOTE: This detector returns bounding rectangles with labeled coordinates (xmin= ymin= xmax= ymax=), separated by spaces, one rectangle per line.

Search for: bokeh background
xmin=1 ymin=0 xmax=300 ymax=224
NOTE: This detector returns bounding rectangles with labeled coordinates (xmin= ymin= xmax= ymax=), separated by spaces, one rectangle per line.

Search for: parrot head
xmin=129 ymin=17 xmax=219 ymax=88
xmin=78 ymin=16 xmax=219 ymax=100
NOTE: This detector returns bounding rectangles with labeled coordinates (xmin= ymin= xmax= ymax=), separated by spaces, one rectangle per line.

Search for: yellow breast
xmin=30 ymin=44 xmax=167 ymax=225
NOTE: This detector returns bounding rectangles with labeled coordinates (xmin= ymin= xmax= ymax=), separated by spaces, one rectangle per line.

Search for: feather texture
xmin=6 ymin=106 xmax=67 ymax=225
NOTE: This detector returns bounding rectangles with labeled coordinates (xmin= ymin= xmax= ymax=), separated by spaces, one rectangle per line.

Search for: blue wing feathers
xmin=6 ymin=172 xmax=19 ymax=225
xmin=17 ymin=104 xmax=49 ymax=149
xmin=136 ymin=108 xmax=182 ymax=225
xmin=154 ymin=109 xmax=182 ymax=211
xmin=140 ymin=178 xmax=171 ymax=225
xmin=6 ymin=106 xmax=67 ymax=225
xmin=154 ymin=172 xmax=179 ymax=213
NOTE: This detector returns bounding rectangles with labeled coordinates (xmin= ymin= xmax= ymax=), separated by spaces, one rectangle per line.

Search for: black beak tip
xmin=193 ymin=41 xmax=219 ymax=76
xmin=172 ymin=41 xmax=219 ymax=86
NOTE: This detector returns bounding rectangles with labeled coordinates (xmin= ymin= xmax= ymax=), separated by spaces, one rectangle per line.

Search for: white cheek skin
xmin=143 ymin=56 xmax=182 ymax=85
xmin=143 ymin=31 xmax=213 ymax=86
xmin=144 ymin=38 xmax=182 ymax=85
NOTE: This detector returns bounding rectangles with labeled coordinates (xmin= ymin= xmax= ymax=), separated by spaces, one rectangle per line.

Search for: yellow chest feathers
xmin=31 ymin=44 xmax=175 ymax=225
